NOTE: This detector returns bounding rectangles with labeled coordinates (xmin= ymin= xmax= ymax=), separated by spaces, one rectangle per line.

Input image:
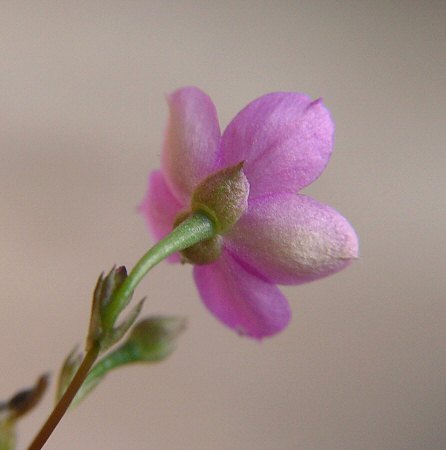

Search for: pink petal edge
xmin=193 ymin=249 xmax=291 ymax=339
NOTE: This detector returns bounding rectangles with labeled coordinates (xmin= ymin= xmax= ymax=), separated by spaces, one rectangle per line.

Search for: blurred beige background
xmin=1 ymin=1 xmax=445 ymax=449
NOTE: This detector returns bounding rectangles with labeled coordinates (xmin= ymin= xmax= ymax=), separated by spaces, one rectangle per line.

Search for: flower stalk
xmin=101 ymin=212 xmax=216 ymax=330
xmin=26 ymin=212 xmax=216 ymax=450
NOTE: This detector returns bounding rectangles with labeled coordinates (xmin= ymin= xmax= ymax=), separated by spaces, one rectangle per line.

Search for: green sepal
xmin=72 ymin=316 xmax=186 ymax=406
xmin=191 ymin=161 xmax=249 ymax=234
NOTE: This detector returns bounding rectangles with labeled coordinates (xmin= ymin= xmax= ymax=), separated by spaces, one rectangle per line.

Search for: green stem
xmin=26 ymin=344 xmax=100 ymax=450
xmin=26 ymin=211 xmax=216 ymax=450
xmin=102 ymin=212 xmax=216 ymax=330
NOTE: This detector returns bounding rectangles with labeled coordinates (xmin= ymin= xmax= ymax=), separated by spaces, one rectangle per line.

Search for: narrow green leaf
xmin=55 ymin=347 xmax=82 ymax=404
xmin=99 ymin=298 xmax=145 ymax=352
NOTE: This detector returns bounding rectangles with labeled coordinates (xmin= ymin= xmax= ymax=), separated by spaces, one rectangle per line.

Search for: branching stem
xmin=27 ymin=345 xmax=100 ymax=450
xmin=26 ymin=212 xmax=216 ymax=449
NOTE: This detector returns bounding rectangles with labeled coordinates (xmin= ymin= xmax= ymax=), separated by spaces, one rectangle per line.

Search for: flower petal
xmin=162 ymin=87 xmax=221 ymax=203
xmin=226 ymin=193 xmax=358 ymax=285
xmin=139 ymin=170 xmax=184 ymax=262
xmin=193 ymin=249 xmax=291 ymax=339
xmin=219 ymin=93 xmax=334 ymax=198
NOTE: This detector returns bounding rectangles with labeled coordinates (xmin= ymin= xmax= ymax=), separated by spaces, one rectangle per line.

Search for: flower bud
xmin=4 ymin=374 xmax=49 ymax=420
xmin=88 ymin=266 xmax=129 ymax=348
xmin=124 ymin=316 xmax=187 ymax=362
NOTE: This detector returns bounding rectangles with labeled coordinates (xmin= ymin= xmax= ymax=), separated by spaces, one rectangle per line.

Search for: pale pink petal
xmin=162 ymin=87 xmax=221 ymax=203
xmin=219 ymin=93 xmax=334 ymax=198
xmin=193 ymin=249 xmax=291 ymax=339
xmin=225 ymin=193 xmax=358 ymax=285
xmin=139 ymin=170 xmax=185 ymax=262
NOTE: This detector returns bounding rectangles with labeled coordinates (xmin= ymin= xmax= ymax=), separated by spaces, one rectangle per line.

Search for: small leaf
xmin=71 ymin=374 xmax=104 ymax=409
xmin=55 ymin=347 xmax=82 ymax=404
xmin=99 ymin=298 xmax=145 ymax=352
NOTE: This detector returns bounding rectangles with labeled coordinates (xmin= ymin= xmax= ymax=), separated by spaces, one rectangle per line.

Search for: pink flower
xmin=140 ymin=87 xmax=358 ymax=339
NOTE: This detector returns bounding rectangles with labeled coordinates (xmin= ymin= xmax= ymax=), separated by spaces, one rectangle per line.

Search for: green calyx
xmin=174 ymin=162 xmax=249 ymax=265
xmin=191 ymin=162 xmax=249 ymax=234
xmin=173 ymin=211 xmax=222 ymax=264
xmin=181 ymin=235 xmax=223 ymax=265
